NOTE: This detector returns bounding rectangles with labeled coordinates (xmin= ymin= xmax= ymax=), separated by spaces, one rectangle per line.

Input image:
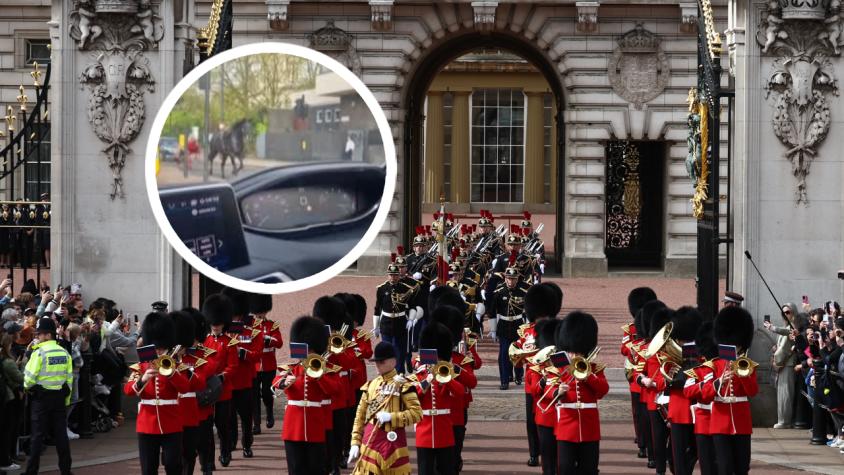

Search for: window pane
xmin=471 ymin=164 xmax=483 ymax=183
xmin=472 ymin=125 xmax=482 ymax=145
xmin=512 ymin=107 xmax=524 ymax=127
xmin=485 ymin=146 xmax=497 ymax=165
xmin=486 ymin=89 xmax=497 ymax=107
xmin=485 ymin=127 xmax=497 ymax=146
xmin=485 ymin=108 xmax=498 ymax=127
xmin=498 ymin=165 xmax=511 ymax=184
xmin=499 ymin=127 xmax=510 ymax=146
xmin=512 ymin=165 xmax=524 ymax=184
xmin=484 ymin=165 xmax=496 ymax=183
xmin=472 ymin=185 xmax=482 ymax=202
xmin=513 ymin=185 xmax=524 ymax=203
xmin=512 ymin=146 xmax=523 ymax=164
xmin=513 ymin=128 xmax=523 ymax=146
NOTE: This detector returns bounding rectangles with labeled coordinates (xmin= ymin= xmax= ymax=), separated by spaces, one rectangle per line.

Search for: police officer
xmin=24 ymin=317 xmax=73 ymax=475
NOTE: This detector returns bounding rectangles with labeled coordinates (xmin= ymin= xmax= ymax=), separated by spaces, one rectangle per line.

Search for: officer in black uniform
xmin=520 ymin=212 xmax=545 ymax=276
xmin=484 ymin=233 xmax=539 ymax=306
xmin=488 ymin=257 xmax=531 ymax=390
xmin=373 ymin=262 xmax=421 ymax=373
xmin=407 ymin=234 xmax=435 ymax=283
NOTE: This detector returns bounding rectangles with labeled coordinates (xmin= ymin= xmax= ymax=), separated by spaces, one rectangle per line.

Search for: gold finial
xmin=439 ymin=190 xmax=445 ymax=205
xmin=5 ymin=106 xmax=16 ymax=131
xmin=31 ymin=61 xmax=42 ymax=87
xmin=686 ymin=87 xmax=697 ymax=112
xmin=17 ymin=85 xmax=28 ymax=112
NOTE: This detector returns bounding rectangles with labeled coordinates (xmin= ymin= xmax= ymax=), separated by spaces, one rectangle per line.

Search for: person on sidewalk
xmin=765 ymin=302 xmax=799 ymax=429
xmin=347 ymin=341 xmax=422 ymax=474
xmin=23 ymin=317 xmax=73 ymax=475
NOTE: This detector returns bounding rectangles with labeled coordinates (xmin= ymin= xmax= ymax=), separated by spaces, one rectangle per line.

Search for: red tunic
xmin=654 ymin=365 xmax=693 ymax=425
xmin=177 ymin=351 xmax=212 ymax=428
xmin=700 ymin=358 xmax=758 ymax=435
xmin=527 ymin=365 xmax=557 ymax=428
xmin=279 ymin=364 xmax=341 ymax=442
xmin=229 ymin=326 xmax=263 ymax=390
xmin=683 ymin=362 xmax=716 ymax=435
xmin=124 ymin=362 xmax=191 ymax=435
xmin=327 ymin=347 xmax=360 ymax=409
xmin=468 ymin=341 xmax=483 ymax=370
xmin=513 ymin=324 xmax=538 ymax=395
xmin=621 ymin=324 xmax=642 ymax=395
xmin=350 ymin=328 xmax=373 ymax=392
xmin=449 ymin=352 xmax=477 ymax=426
xmin=202 ymin=333 xmax=239 ymax=401
xmin=640 ymin=352 xmax=660 ymax=411
xmin=194 ymin=345 xmax=217 ymax=420
xmin=255 ymin=317 xmax=283 ymax=373
xmin=553 ymin=364 xmax=609 ymax=443
xmin=414 ymin=367 xmax=465 ymax=449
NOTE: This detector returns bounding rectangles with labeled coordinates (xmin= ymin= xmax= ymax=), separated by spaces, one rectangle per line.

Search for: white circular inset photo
xmin=146 ymin=43 xmax=396 ymax=294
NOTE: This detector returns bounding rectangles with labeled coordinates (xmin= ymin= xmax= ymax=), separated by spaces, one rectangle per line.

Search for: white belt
xmin=287 ymin=400 xmax=322 ymax=408
xmin=557 ymin=402 xmax=597 ymax=410
xmin=262 ymin=348 xmax=275 ymax=353
xmin=422 ymin=409 xmax=451 ymax=416
xmin=715 ymin=396 xmax=747 ymax=404
xmin=339 ymin=371 xmax=349 ymax=376
xmin=140 ymin=399 xmax=179 ymax=406
xmin=693 ymin=403 xmax=712 ymax=411
xmin=179 ymin=393 xmax=196 ymax=398
xmin=321 ymin=399 xmax=332 ymax=406
xmin=656 ymin=395 xmax=670 ymax=405
xmin=381 ymin=312 xmax=406 ymax=318
xmin=497 ymin=314 xmax=523 ymax=322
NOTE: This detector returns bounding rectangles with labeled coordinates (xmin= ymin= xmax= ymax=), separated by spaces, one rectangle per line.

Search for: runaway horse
xmin=207 ymin=119 xmax=250 ymax=179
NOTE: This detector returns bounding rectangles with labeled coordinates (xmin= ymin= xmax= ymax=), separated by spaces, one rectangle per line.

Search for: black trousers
xmin=214 ymin=399 xmax=232 ymax=457
xmin=631 ymin=392 xmax=641 ymax=446
xmin=538 ymin=425 xmax=557 ymax=475
xmin=453 ymin=424 xmax=466 ymax=466
xmin=196 ymin=416 xmax=215 ymax=473
xmin=696 ymin=434 xmax=716 ymax=475
xmin=417 ymin=446 xmax=456 ymax=475
xmin=229 ymin=387 xmax=254 ymax=450
xmin=525 ymin=393 xmax=540 ymax=458
xmin=25 ymin=390 xmax=71 ymax=475
xmin=253 ymin=370 xmax=275 ymax=428
xmin=284 ymin=440 xmax=327 ymax=475
xmin=649 ymin=410 xmax=670 ymax=473
xmin=331 ymin=409 xmax=347 ymax=468
xmin=139 ymin=432 xmax=182 ymax=475
xmin=5 ymin=397 xmax=23 ymax=463
xmin=670 ymin=422 xmax=697 ymax=475
xmin=343 ymin=406 xmax=356 ymax=457
xmin=557 ymin=440 xmax=599 ymax=475
xmin=637 ymin=401 xmax=653 ymax=461
xmin=712 ymin=434 xmax=751 ymax=475
xmin=325 ymin=428 xmax=335 ymax=473
xmin=181 ymin=425 xmax=200 ymax=475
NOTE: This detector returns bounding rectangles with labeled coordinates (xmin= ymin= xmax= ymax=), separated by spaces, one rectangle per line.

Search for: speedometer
xmin=240 ymin=185 xmax=360 ymax=231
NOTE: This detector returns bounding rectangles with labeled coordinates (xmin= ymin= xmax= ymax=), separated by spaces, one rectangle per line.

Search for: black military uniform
xmin=489 ymin=263 xmax=530 ymax=390
xmin=484 ymin=234 xmax=539 ymax=305
xmin=374 ymin=263 xmax=421 ymax=373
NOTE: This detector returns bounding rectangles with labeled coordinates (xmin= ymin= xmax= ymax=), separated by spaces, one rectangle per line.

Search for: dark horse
xmin=207 ymin=119 xmax=250 ymax=179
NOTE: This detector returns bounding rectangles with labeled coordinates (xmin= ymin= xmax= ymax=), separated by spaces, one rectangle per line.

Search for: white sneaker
xmin=67 ymin=428 xmax=80 ymax=440
xmin=832 ymin=438 xmax=844 ymax=448
xmin=0 ymin=463 xmax=21 ymax=470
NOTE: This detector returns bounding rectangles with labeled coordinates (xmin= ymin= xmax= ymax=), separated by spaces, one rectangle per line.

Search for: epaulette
xmin=201 ymin=345 xmax=216 ymax=357
xmin=271 ymin=321 xmax=280 ymax=331
xmin=684 ymin=368 xmax=697 ymax=379
xmin=356 ymin=329 xmax=373 ymax=341
xmin=327 ymin=362 xmax=343 ymax=373
xmin=251 ymin=328 xmax=261 ymax=338
xmin=253 ymin=317 xmax=264 ymax=327
xmin=129 ymin=363 xmax=141 ymax=373
xmin=360 ymin=380 xmax=370 ymax=392
xmin=405 ymin=373 xmax=420 ymax=383
xmin=592 ymin=362 xmax=607 ymax=374
xmin=702 ymin=359 xmax=716 ymax=369
xmin=460 ymin=354 xmax=474 ymax=366
xmin=228 ymin=337 xmax=239 ymax=347
xmin=621 ymin=323 xmax=631 ymax=334
xmin=194 ymin=357 xmax=208 ymax=368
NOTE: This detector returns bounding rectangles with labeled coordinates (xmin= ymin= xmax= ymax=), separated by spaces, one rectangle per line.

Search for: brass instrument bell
xmin=304 ymin=353 xmax=326 ymax=379
xmin=646 ymin=322 xmax=683 ymax=379
xmin=508 ymin=340 xmax=538 ymax=365
xmin=568 ymin=347 xmax=602 ymax=381
xmin=732 ymin=354 xmax=758 ymax=378
xmin=152 ymin=345 xmax=182 ymax=377
xmin=432 ymin=361 xmax=456 ymax=384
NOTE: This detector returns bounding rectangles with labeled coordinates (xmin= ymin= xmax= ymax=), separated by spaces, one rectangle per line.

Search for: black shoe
xmin=243 ymin=448 xmax=253 ymax=458
xmin=794 ymin=423 xmax=810 ymax=429
xmin=499 ymin=383 xmax=509 ymax=390
xmin=219 ymin=453 xmax=231 ymax=467
xmin=267 ymin=414 xmax=275 ymax=429
xmin=203 ymin=471 xmax=213 ymax=475
xmin=527 ymin=456 xmax=539 ymax=466
xmin=637 ymin=449 xmax=647 ymax=458
xmin=253 ymin=425 xmax=261 ymax=435
xmin=515 ymin=378 xmax=523 ymax=385
xmin=340 ymin=459 xmax=348 ymax=469
xmin=647 ymin=460 xmax=656 ymax=469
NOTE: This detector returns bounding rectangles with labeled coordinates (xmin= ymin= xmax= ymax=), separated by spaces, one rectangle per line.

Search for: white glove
xmin=347 ymin=445 xmax=360 ymax=464
xmin=415 ymin=306 xmax=424 ymax=321
xmin=481 ymin=289 xmax=487 ymax=301
xmin=475 ymin=303 xmax=486 ymax=317
xmin=412 ymin=318 xmax=420 ymax=328
xmin=489 ymin=331 xmax=497 ymax=340
xmin=376 ymin=411 xmax=392 ymax=424
xmin=405 ymin=320 xmax=414 ymax=331
xmin=491 ymin=258 xmax=498 ymax=268
xmin=539 ymin=263 xmax=545 ymax=274
xmin=373 ymin=314 xmax=381 ymax=331
xmin=408 ymin=308 xmax=418 ymax=322
xmin=372 ymin=327 xmax=381 ymax=339
xmin=413 ymin=272 xmax=423 ymax=280
xmin=430 ymin=283 xmax=437 ymax=292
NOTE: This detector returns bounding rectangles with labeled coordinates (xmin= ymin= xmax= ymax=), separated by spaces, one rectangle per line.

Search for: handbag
xmin=197 ymin=374 xmax=222 ymax=407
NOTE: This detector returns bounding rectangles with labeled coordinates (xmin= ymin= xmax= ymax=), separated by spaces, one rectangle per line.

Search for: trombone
xmin=151 ymin=345 xmax=182 ymax=377
xmin=276 ymin=353 xmax=328 ymax=381
xmin=731 ymin=354 xmax=758 ymax=378
xmin=568 ymin=347 xmax=602 ymax=381
xmin=432 ymin=361 xmax=457 ymax=384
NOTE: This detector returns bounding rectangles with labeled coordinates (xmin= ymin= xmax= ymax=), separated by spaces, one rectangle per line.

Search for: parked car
xmin=158 ymin=136 xmax=181 ymax=161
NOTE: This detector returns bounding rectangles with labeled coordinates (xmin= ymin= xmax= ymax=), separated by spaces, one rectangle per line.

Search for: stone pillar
xmin=424 ymin=91 xmax=443 ymax=204
xmin=524 ymin=91 xmax=545 ymax=204
xmin=550 ymin=102 xmax=557 ymax=206
xmin=51 ymin=0 xmax=184 ymax=315
xmin=450 ymin=91 xmax=470 ymax=204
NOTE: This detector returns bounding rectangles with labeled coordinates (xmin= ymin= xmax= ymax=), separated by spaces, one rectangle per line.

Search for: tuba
xmin=732 ymin=354 xmax=759 ymax=378
xmin=646 ymin=322 xmax=683 ymax=380
xmin=432 ymin=361 xmax=456 ymax=384
xmin=509 ymin=340 xmax=538 ymax=365
xmin=151 ymin=345 xmax=182 ymax=377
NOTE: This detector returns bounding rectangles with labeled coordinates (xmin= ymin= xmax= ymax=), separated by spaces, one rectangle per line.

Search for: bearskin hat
xmin=168 ymin=311 xmax=196 ymax=348
xmin=639 ymin=300 xmax=667 ymax=340
xmin=182 ymin=307 xmax=209 ymax=342
xmin=141 ymin=311 xmax=177 ymax=349
xmin=202 ymin=293 xmax=234 ymax=327
xmin=695 ymin=321 xmax=718 ymax=360
xmin=420 ymin=322 xmax=453 ymax=361
xmin=628 ymin=287 xmax=657 ymax=319
xmin=542 ymin=282 xmax=564 ymax=316
xmin=436 ymin=291 xmax=467 ymax=314
xmin=352 ymin=294 xmax=367 ymax=326
xmin=556 ymin=311 xmax=598 ymax=355
xmin=714 ymin=306 xmax=755 ymax=352
xmin=222 ymin=287 xmax=249 ymax=317
xmin=248 ymin=293 xmax=273 ymax=315
xmin=525 ymin=284 xmax=558 ymax=322
xmin=535 ymin=318 xmax=560 ymax=349
xmin=649 ymin=307 xmax=675 ymax=341
xmin=428 ymin=285 xmax=461 ymax=312
xmin=312 ymin=296 xmax=348 ymax=331
xmin=671 ymin=306 xmax=703 ymax=342
xmin=290 ymin=316 xmax=328 ymax=355
xmin=431 ymin=305 xmax=464 ymax=346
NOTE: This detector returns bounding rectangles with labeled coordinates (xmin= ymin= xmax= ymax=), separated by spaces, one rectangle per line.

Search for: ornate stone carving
xmin=70 ymin=0 xmax=163 ymax=200
xmin=576 ymin=2 xmax=599 ymax=33
xmin=266 ymin=0 xmax=290 ymax=31
xmin=758 ymin=1 xmax=842 ymax=204
xmin=471 ymin=1 xmax=498 ymax=31
xmin=608 ymin=25 xmax=670 ymax=109
xmin=308 ymin=21 xmax=362 ymax=76
xmin=679 ymin=2 xmax=698 ymax=33
xmin=370 ymin=0 xmax=394 ymax=31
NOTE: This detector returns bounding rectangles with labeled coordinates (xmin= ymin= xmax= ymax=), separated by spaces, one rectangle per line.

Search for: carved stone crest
xmin=308 ymin=20 xmax=361 ymax=75
xmin=70 ymin=0 xmax=164 ymax=200
xmin=608 ymin=25 xmax=670 ymax=109
xmin=758 ymin=1 xmax=842 ymax=204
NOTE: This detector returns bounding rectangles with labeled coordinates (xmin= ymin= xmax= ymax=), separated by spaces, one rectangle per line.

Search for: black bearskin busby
xmin=168 ymin=311 xmax=196 ymax=348
xmin=142 ymin=311 xmax=177 ymax=349
xmin=182 ymin=307 xmax=208 ymax=342
xmin=222 ymin=287 xmax=249 ymax=317
xmin=248 ymin=292 xmax=273 ymax=315
xmin=525 ymin=284 xmax=559 ymax=322
xmin=431 ymin=305 xmax=464 ymax=346
xmin=695 ymin=321 xmax=718 ymax=360
xmin=556 ymin=311 xmax=598 ymax=355
xmin=714 ymin=306 xmax=755 ymax=352
xmin=649 ymin=307 xmax=675 ymax=341
xmin=535 ymin=318 xmax=560 ymax=349
xmin=671 ymin=306 xmax=703 ymax=343
xmin=290 ymin=316 xmax=328 ymax=355
xmin=628 ymin=287 xmax=657 ymax=319
xmin=351 ymin=294 xmax=367 ymax=326
xmin=202 ymin=293 xmax=234 ymax=327
xmin=434 ymin=289 xmax=467 ymax=315
xmin=542 ymin=282 xmax=564 ymax=316
xmin=420 ymin=322 xmax=453 ymax=361
xmin=313 ymin=296 xmax=349 ymax=332
xmin=638 ymin=300 xmax=667 ymax=340
xmin=428 ymin=285 xmax=461 ymax=313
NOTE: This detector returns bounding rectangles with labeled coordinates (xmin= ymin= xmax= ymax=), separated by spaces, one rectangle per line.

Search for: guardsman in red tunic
xmin=184 ymin=307 xmax=217 ymax=475
xmin=700 ymin=307 xmax=758 ymax=475
xmin=529 ymin=317 xmax=561 ymax=475
xmin=125 ymin=312 xmax=191 ymax=475
xmin=413 ymin=322 xmax=465 ymax=475
xmin=635 ymin=301 xmax=669 ymax=473
xmin=275 ymin=316 xmax=341 ymax=475
xmin=249 ymin=293 xmax=283 ymax=433
xmin=623 ymin=287 xmax=657 ymax=460
xmin=552 ymin=311 xmax=609 ymax=475
xmin=652 ymin=307 xmax=703 ymax=475
xmin=683 ymin=321 xmax=719 ymax=475
xmin=201 ymin=293 xmax=240 ymax=468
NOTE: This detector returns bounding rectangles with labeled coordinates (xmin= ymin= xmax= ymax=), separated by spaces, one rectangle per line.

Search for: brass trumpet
xmin=329 ymin=324 xmax=352 ymax=354
xmin=568 ymin=347 xmax=602 ymax=381
xmin=432 ymin=361 xmax=456 ymax=384
xmin=304 ymin=353 xmax=327 ymax=379
xmin=151 ymin=345 xmax=182 ymax=377
xmin=731 ymin=354 xmax=758 ymax=378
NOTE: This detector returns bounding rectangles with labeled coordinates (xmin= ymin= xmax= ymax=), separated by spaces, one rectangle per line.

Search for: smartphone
xmin=764 ymin=314 xmax=771 ymax=323
xmin=838 ymin=271 xmax=844 ymax=280
xmin=133 ymin=314 xmax=139 ymax=323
